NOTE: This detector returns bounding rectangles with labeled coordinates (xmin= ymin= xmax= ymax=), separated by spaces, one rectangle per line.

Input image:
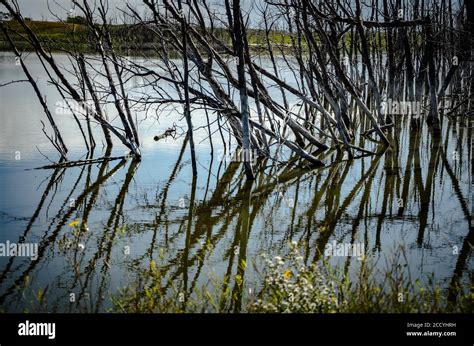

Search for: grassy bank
xmin=0 ymin=20 xmax=133 ymax=53
xmin=0 ymin=19 xmax=392 ymax=55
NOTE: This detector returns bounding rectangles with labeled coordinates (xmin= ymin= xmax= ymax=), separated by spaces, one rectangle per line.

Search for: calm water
xmin=0 ymin=52 xmax=472 ymax=312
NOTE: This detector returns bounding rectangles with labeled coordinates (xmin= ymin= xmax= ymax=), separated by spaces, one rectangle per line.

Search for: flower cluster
xmin=251 ymin=242 xmax=339 ymax=313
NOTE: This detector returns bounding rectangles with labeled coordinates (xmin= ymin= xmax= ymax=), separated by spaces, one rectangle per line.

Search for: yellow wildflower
xmin=68 ymin=220 xmax=80 ymax=228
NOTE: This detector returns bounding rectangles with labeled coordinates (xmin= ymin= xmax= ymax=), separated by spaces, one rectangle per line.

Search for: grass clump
xmin=251 ymin=243 xmax=473 ymax=313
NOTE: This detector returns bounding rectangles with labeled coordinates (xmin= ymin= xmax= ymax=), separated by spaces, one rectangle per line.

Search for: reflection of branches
xmin=82 ymin=160 xmax=140 ymax=312
xmin=0 ymin=158 xmax=127 ymax=305
xmin=0 ymin=167 xmax=64 ymax=283
xmin=145 ymin=135 xmax=189 ymax=261
xmin=0 ymin=114 xmax=470 ymax=312
xmin=416 ymin=128 xmax=442 ymax=245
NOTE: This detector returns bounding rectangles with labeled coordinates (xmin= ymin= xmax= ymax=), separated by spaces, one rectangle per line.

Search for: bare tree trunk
xmin=178 ymin=0 xmax=198 ymax=176
xmin=425 ymin=17 xmax=440 ymax=130
xmin=231 ymin=0 xmax=254 ymax=180
xmin=77 ymin=54 xmax=113 ymax=149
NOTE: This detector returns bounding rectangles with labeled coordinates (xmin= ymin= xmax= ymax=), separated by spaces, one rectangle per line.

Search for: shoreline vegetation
xmin=0 ymin=19 xmax=394 ymax=55
xmin=11 ymin=241 xmax=473 ymax=314
xmin=0 ymin=19 xmax=295 ymax=54
xmin=107 ymin=243 xmax=474 ymax=313
xmin=9 ymin=242 xmax=474 ymax=314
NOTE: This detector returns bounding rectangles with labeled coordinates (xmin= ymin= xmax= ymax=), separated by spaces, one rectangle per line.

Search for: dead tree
xmin=1 ymin=0 xmax=470 ymax=174
xmin=228 ymin=0 xmax=255 ymax=179
xmin=0 ymin=0 xmax=142 ymax=162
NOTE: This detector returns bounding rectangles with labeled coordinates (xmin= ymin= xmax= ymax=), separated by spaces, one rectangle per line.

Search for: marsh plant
xmin=250 ymin=242 xmax=340 ymax=313
xmin=111 ymin=259 xmax=237 ymax=313
xmin=252 ymin=244 xmax=473 ymax=313
xmin=111 ymin=243 xmax=473 ymax=313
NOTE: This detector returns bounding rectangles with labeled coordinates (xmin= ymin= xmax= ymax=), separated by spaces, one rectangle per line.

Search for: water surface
xmin=0 ymin=52 xmax=471 ymax=312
